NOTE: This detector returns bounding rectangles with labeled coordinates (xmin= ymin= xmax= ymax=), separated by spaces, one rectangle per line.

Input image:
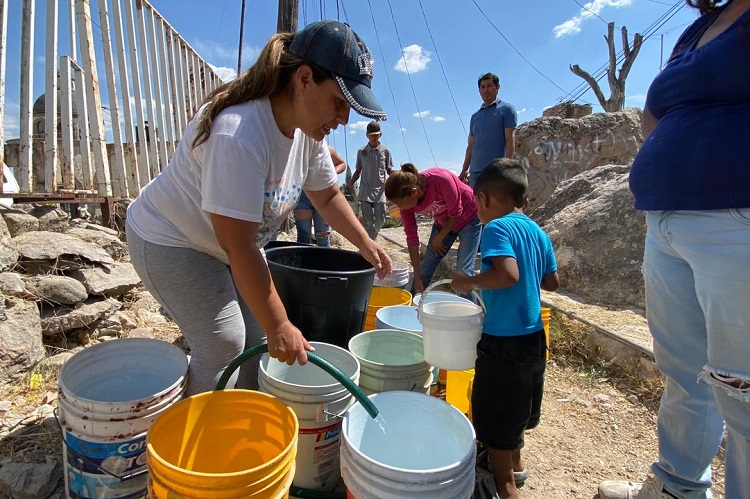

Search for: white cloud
xmin=553 ymin=0 xmax=633 ymax=38
xmin=209 ymin=65 xmax=237 ymax=83
xmin=518 ymin=107 xmax=528 ymax=114
xmin=432 ymin=116 xmax=445 ymax=122
xmin=394 ymin=45 xmax=431 ymax=73
xmin=3 ymin=102 xmax=20 ymax=139
xmin=412 ymin=110 xmax=430 ymax=118
xmin=348 ymin=120 xmax=370 ymax=133
xmin=400 ymin=127 xmax=406 ymax=132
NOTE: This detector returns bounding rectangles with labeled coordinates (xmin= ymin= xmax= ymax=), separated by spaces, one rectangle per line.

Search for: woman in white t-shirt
xmin=126 ymin=21 xmax=391 ymax=396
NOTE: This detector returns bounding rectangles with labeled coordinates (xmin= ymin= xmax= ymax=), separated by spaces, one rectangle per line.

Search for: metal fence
xmin=0 ymin=0 xmax=224 ymax=202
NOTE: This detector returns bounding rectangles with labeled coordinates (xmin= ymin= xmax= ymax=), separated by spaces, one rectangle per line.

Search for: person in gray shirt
xmin=346 ymin=121 xmax=393 ymax=239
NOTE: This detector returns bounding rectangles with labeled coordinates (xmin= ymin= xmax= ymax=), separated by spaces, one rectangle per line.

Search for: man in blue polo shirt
xmin=460 ymin=73 xmax=518 ymax=189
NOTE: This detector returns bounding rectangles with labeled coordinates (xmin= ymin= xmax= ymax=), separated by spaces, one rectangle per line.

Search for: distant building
xmin=542 ymin=102 xmax=592 ymax=119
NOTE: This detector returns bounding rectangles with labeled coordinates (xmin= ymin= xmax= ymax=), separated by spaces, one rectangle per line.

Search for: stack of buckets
xmin=363 ymin=287 xmax=412 ymax=332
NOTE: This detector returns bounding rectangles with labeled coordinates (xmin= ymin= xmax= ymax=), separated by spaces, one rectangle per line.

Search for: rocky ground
xmin=0 ymin=218 xmax=727 ymax=499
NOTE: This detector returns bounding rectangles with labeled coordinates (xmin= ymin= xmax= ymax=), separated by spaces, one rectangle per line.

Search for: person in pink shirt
xmin=385 ymin=164 xmax=482 ymax=294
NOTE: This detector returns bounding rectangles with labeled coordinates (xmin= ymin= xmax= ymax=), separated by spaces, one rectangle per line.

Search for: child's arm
xmin=541 ymin=271 xmax=560 ymax=292
xmin=451 ymin=255 xmax=519 ymax=294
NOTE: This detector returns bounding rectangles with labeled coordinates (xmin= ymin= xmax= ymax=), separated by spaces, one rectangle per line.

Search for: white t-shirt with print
xmin=127 ymin=97 xmax=337 ymax=264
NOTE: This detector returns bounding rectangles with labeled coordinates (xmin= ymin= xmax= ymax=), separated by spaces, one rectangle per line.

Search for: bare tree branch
xmin=570 ymin=64 xmax=608 ymax=110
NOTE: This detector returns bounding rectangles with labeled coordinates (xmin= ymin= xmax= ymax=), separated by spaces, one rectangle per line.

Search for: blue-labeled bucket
xmin=57 ymin=338 xmax=188 ymax=499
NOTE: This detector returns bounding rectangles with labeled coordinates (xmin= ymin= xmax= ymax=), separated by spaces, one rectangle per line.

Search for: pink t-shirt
xmin=400 ymin=168 xmax=478 ymax=247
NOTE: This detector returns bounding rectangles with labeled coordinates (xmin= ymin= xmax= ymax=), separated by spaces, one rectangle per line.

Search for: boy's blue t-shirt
xmin=480 ymin=213 xmax=557 ymax=337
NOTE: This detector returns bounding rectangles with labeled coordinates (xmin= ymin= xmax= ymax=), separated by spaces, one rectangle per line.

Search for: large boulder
xmin=532 ymin=164 xmax=646 ymax=308
xmin=0 ymin=297 xmax=45 ymax=378
xmin=13 ymin=231 xmax=114 ymax=273
xmin=516 ymin=108 xmax=643 ymax=209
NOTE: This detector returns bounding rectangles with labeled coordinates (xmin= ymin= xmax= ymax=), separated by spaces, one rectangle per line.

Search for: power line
xmin=210 ymin=0 xmax=231 ymax=62
xmin=384 ymin=0 xmax=437 ymax=167
xmin=471 ymin=0 xmax=568 ymax=94
xmin=417 ymin=0 xmax=467 ymax=137
xmin=365 ymin=0 xmax=412 ymax=163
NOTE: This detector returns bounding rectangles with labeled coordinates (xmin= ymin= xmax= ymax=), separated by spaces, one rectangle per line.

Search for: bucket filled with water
xmin=146 ymin=389 xmax=298 ymax=498
xmin=341 ymin=391 xmax=476 ymax=499
xmin=417 ymin=279 xmax=485 ymax=371
xmin=259 ymin=342 xmax=360 ymax=493
xmin=57 ymin=338 xmax=188 ymax=498
xmin=348 ymin=330 xmax=432 ymax=395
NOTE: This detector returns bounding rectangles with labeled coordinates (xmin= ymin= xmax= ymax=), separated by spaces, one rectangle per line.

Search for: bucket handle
xmin=215 ymin=344 xmax=379 ymax=419
xmin=417 ymin=278 xmax=486 ymax=318
xmin=53 ymin=407 xmax=148 ymax=482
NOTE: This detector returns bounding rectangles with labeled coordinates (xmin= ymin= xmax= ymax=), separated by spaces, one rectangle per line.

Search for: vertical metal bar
xmin=182 ymin=43 xmax=194 ymax=116
xmin=169 ymin=30 xmax=186 ymax=138
xmin=44 ymin=0 xmax=59 ymax=192
xmin=97 ymin=0 xmax=127 ymax=197
xmin=135 ymin=0 xmax=158 ymax=180
xmin=111 ymin=0 xmax=139 ymax=195
xmin=59 ymin=57 xmax=75 ymax=190
xmin=73 ymin=65 xmax=92 ymax=189
xmin=75 ymin=0 xmax=112 ymax=196
xmin=147 ymin=7 xmax=168 ymax=170
xmin=191 ymin=51 xmax=200 ymax=109
xmin=155 ymin=16 xmax=175 ymax=158
xmin=19 ymin=0 xmax=35 ymax=192
xmin=123 ymin=0 xmax=149 ymax=187
xmin=68 ymin=0 xmax=77 ymax=60
xmin=0 ymin=0 xmax=8 ymax=169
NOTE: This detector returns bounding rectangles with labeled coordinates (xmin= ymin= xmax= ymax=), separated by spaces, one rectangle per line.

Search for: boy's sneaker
xmin=598 ymin=476 xmax=678 ymax=499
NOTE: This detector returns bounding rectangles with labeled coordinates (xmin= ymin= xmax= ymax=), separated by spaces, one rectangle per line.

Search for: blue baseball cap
xmin=290 ymin=20 xmax=387 ymax=121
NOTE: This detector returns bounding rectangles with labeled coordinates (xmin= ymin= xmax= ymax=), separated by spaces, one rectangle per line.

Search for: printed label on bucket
xmin=299 ymin=421 xmax=342 ymax=486
xmin=64 ymin=431 xmax=147 ymax=499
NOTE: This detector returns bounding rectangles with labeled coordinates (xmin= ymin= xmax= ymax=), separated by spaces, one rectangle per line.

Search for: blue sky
xmin=3 ymin=0 xmax=698 ymax=176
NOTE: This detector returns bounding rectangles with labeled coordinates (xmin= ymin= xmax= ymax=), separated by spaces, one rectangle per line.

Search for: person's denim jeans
xmin=295 ymin=192 xmax=330 ymax=247
xmin=361 ymin=201 xmax=386 ymax=240
xmin=643 ymin=210 xmax=750 ymax=499
xmin=418 ymin=216 xmax=482 ymax=290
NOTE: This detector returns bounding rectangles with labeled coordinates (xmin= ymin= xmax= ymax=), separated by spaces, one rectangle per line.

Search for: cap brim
xmin=335 ymin=75 xmax=387 ymax=121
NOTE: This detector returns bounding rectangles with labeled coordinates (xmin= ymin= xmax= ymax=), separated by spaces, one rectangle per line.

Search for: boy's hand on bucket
xmin=360 ymin=242 xmax=393 ymax=280
xmin=268 ymin=321 xmax=315 ymax=365
xmin=451 ymin=273 xmax=474 ymax=295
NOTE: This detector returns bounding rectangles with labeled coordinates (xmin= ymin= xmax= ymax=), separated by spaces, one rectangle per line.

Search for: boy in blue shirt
xmin=452 ymin=158 xmax=559 ymax=499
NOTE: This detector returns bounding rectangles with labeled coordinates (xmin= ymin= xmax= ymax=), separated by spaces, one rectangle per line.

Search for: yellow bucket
xmin=446 ymin=369 xmax=475 ymax=421
xmin=147 ymin=389 xmax=298 ymax=499
xmin=541 ymin=307 xmax=551 ymax=360
xmin=364 ymin=288 xmax=412 ymax=332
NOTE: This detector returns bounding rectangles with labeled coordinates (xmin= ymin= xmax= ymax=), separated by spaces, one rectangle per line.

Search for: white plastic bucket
xmin=373 ymin=262 xmax=410 ymax=289
xmin=341 ymin=391 xmax=476 ymax=499
xmin=412 ymin=290 xmax=474 ymax=307
xmin=417 ymin=279 xmax=485 ymax=371
xmin=57 ymin=338 xmax=188 ymax=499
xmin=347 ymin=330 xmax=432 ymax=395
xmin=374 ymin=305 xmax=422 ymax=335
xmin=258 ymin=342 xmax=360 ymax=493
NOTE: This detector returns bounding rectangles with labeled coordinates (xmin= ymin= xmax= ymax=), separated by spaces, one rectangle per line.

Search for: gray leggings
xmin=126 ymin=224 xmax=266 ymax=396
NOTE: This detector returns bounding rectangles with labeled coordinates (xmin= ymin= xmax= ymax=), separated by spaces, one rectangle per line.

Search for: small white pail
xmin=417 ymin=279 xmax=485 ymax=370
xmin=57 ymin=338 xmax=188 ymax=499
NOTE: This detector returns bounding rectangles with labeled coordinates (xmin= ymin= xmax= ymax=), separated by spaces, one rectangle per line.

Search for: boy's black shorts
xmin=471 ymin=329 xmax=547 ymax=451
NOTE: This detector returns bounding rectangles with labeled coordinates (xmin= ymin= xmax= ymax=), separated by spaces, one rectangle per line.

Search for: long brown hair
xmin=192 ymin=32 xmax=332 ymax=148
xmin=384 ymin=163 xmax=425 ymax=201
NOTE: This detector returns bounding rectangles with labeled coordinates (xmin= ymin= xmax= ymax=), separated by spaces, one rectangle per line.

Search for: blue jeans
xmin=418 ymin=217 xmax=482 ymax=289
xmin=295 ymin=192 xmax=330 ymax=247
xmin=361 ymin=201 xmax=386 ymax=240
xmin=644 ymin=210 xmax=750 ymax=499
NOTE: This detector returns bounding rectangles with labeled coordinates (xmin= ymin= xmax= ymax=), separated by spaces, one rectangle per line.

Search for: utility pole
xmin=237 ymin=0 xmax=246 ymax=75
xmin=277 ymin=0 xmax=299 ymax=33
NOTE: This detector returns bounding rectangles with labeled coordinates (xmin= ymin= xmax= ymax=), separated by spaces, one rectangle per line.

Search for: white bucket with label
xmin=57 ymin=338 xmax=188 ymax=499
xmin=341 ymin=391 xmax=476 ymax=499
xmin=258 ymin=342 xmax=360 ymax=493
xmin=347 ymin=330 xmax=432 ymax=395
xmin=417 ymin=279 xmax=485 ymax=371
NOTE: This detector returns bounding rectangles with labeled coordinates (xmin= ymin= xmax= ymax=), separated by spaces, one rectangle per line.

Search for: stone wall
xmin=542 ymin=102 xmax=592 ymax=119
